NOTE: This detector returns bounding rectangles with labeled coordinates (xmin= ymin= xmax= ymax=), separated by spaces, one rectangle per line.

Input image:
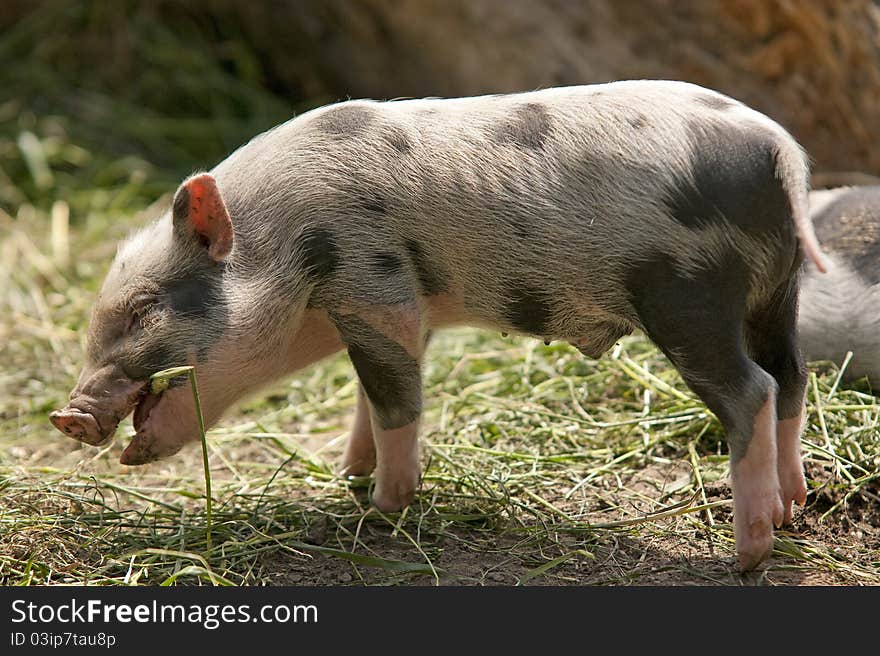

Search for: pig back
xmin=213 ymin=81 xmax=805 ymax=336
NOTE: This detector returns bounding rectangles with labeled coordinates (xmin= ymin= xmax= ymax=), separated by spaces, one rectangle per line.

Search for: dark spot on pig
xmin=384 ymin=127 xmax=411 ymax=153
xmin=812 ymin=186 xmax=880 ymax=284
xmin=372 ymin=252 xmax=404 ymax=274
xmin=158 ymin=265 xmax=230 ymax=365
xmin=360 ymin=192 xmax=387 ymax=214
xmin=301 ymin=229 xmax=340 ymax=280
xmin=665 ymin=122 xmax=792 ymax=238
xmin=625 ymin=251 xmax=767 ymax=459
xmin=626 ymin=253 xmax=751 ymax=321
xmin=405 ymin=240 xmax=447 ymax=295
xmin=318 ymin=104 xmax=375 ymax=136
xmin=495 ymin=103 xmax=552 ymax=150
xmin=168 ymin=272 xmax=215 ymax=318
xmin=504 ymin=286 xmax=552 ymax=336
xmin=694 ymin=94 xmax=737 ymax=111
xmin=330 ymin=314 xmax=421 ymax=429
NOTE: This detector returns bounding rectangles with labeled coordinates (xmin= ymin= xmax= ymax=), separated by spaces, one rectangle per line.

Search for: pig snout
xmin=49 ymin=407 xmax=107 ymax=446
xmin=49 ymin=397 xmax=125 ymax=447
xmin=50 ymin=366 xmax=146 ymax=447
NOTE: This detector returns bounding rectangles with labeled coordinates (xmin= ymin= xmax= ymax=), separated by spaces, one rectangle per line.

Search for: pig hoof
xmin=371 ymin=479 xmax=417 ymax=513
xmin=736 ymin=520 xmax=775 ymax=572
xmin=778 ymin=470 xmax=807 ymax=525
xmin=737 ymin=540 xmax=774 ymax=572
xmin=734 ymin=497 xmax=784 ymax=571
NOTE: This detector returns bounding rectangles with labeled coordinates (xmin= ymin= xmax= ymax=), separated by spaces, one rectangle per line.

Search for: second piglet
xmin=50 ymin=81 xmax=827 ymax=570
xmin=799 ymin=185 xmax=880 ymax=383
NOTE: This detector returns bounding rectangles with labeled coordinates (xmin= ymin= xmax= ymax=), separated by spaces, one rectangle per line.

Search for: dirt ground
xmin=254 ymin=460 xmax=879 ymax=586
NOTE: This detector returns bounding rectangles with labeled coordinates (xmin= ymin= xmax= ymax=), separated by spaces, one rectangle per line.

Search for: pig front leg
xmin=331 ymin=307 xmax=424 ymax=512
xmin=341 ymin=331 xmax=433 ymax=478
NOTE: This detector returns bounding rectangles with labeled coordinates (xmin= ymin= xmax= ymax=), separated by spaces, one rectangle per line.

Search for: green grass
xmin=1 ymin=4 xmax=878 ymax=585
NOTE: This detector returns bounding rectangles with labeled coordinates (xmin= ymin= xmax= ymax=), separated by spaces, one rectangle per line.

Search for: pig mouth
xmin=132 ymin=388 xmax=164 ymax=433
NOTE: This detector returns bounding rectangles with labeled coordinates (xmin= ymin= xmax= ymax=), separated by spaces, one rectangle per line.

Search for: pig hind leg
xmin=628 ymin=255 xmax=784 ymax=570
xmin=331 ymin=307 xmax=424 ymax=512
xmin=745 ymin=277 xmax=808 ymax=525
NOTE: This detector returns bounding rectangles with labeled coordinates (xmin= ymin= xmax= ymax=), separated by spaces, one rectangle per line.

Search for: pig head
xmin=50 ymin=173 xmax=321 ymax=464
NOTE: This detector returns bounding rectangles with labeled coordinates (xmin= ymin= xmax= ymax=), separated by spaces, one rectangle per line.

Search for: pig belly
xmin=422 ymin=292 xmax=632 ymax=357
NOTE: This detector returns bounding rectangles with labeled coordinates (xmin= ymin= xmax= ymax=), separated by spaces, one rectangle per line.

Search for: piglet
xmin=50 ymin=81 xmax=828 ymax=570
xmin=799 ymin=186 xmax=880 ymax=382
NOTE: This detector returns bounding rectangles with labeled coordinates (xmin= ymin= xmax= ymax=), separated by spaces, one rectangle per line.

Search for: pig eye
xmin=124 ymin=295 xmax=158 ymax=335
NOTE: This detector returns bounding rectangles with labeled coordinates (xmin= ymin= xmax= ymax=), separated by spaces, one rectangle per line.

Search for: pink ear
xmin=174 ymin=173 xmax=233 ymax=261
